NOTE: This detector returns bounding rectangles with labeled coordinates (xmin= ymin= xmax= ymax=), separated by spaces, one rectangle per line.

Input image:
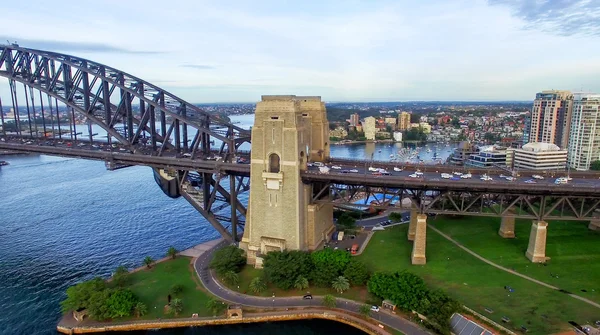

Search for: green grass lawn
xmin=357 ymin=223 xmax=600 ymax=335
xmin=430 ymin=215 xmax=600 ymax=304
xmin=121 ymin=257 xmax=214 ymax=319
xmin=221 ymin=266 xmax=371 ymax=303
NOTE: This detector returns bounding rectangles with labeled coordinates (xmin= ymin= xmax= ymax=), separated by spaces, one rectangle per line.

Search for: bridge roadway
xmin=2 ymin=139 xmax=600 ymax=197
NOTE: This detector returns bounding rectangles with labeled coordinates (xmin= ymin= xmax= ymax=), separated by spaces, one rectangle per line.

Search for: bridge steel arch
xmin=0 ymin=45 xmax=250 ymax=242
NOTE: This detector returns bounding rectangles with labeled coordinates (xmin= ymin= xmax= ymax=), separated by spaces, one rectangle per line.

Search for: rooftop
xmin=521 ymin=142 xmax=563 ymax=152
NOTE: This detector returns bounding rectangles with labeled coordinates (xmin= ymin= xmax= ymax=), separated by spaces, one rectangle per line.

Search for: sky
xmin=1 ymin=0 xmax=600 ymax=103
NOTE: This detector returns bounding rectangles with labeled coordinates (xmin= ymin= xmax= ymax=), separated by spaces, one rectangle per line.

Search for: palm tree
xmin=206 ymin=298 xmax=226 ymax=316
xmin=331 ymin=276 xmax=350 ymax=294
xmin=294 ymin=276 xmax=309 ymax=291
xmin=322 ymin=294 xmax=336 ymax=308
xmin=143 ymin=256 xmax=154 ymax=269
xmin=359 ymin=304 xmax=371 ymax=317
xmin=133 ymin=302 xmax=147 ymax=318
xmin=166 ymin=246 xmax=178 ymax=259
xmin=249 ymin=277 xmax=267 ymax=294
xmin=222 ymin=270 xmax=239 ymax=286
xmin=171 ymin=298 xmax=183 ymax=315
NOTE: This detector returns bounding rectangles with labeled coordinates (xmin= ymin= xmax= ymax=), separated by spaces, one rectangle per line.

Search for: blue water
xmin=0 ymin=114 xmax=455 ymax=335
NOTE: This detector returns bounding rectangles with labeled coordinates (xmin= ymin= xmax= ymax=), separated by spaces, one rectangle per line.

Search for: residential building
xmin=363 ymin=117 xmax=377 ymax=141
xmin=466 ymin=145 xmax=508 ymax=168
xmin=393 ymin=132 xmax=403 ymax=142
xmin=527 ymin=90 xmax=573 ymax=148
xmin=397 ymin=112 xmax=411 ymax=131
xmin=511 ymin=142 xmax=567 ymax=170
xmin=384 ymin=117 xmax=397 ymax=130
xmin=448 ymin=141 xmax=477 ymax=166
xmin=410 ymin=122 xmax=432 ymax=134
xmin=350 ymin=113 xmax=360 ymax=127
xmin=329 ymin=126 xmax=348 ymax=139
xmin=568 ymin=93 xmax=600 ymax=170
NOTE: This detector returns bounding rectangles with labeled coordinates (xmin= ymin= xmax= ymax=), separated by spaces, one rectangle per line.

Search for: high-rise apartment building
xmin=568 ymin=93 xmax=600 ymax=170
xmin=527 ymin=90 xmax=573 ymax=149
xmin=397 ymin=112 xmax=411 ymax=131
xmin=350 ymin=113 xmax=360 ymax=127
xmin=363 ymin=116 xmax=377 ymax=140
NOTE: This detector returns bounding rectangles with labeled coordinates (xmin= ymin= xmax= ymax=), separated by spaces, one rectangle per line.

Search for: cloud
xmin=488 ymin=0 xmax=600 ymax=36
xmin=180 ymin=64 xmax=216 ymax=70
xmin=0 ymin=36 xmax=164 ymax=54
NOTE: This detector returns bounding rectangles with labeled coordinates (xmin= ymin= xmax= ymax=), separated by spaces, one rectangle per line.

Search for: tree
xmin=249 ymin=277 xmax=267 ymax=294
xmin=359 ymin=304 xmax=372 ymax=317
xmin=133 ymin=302 xmax=147 ymax=318
xmin=337 ymin=213 xmax=356 ymax=230
xmin=263 ymin=250 xmax=313 ymax=290
xmin=61 ymin=277 xmax=107 ymax=312
xmin=104 ymin=288 xmax=138 ymax=318
xmin=367 ymin=271 xmax=428 ymax=312
xmin=311 ymin=249 xmax=351 ymax=287
xmin=171 ymin=298 xmax=183 ymax=316
xmin=343 ymin=259 xmax=370 ymax=286
xmin=484 ymin=132 xmax=497 ymax=143
xmin=331 ymin=276 xmax=350 ymax=293
xmin=210 ymin=245 xmax=246 ymax=276
xmin=322 ymin=294 xmax=336 ymax=308
xmin=112 ymin=265 xmax=129 ymax=287
xmin=166 ymin=246 xmax=178 ymax=259
xmin=294 ymin=276 xmax=309 ymax=291
xmin=222 ymin=270 xmax=240 ymax=286
xmin=388 ymin=212 xmax=403 ymax=223
xmin=170 ymin=284 xmax=184 ymax=296
xmin=87 ymin=288 xmax=114 ymax=321
xmin=206 ymin=298 xmax=226 ymax=316
xmin=143 ymin=256 xmax=154 ymax=269
xmin=591 ymin=160 xmax=600 ymax=171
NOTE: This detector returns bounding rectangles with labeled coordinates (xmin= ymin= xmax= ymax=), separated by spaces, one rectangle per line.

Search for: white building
xmin=363 ymin=117 xmax=377 ymax=141
xmin=568 ymin=93 xmax=600 ymax=170
xmin=509 ymin=142 xmax=567 ymax=171
xmin=393 ymin=132 xmax=403 ymax=142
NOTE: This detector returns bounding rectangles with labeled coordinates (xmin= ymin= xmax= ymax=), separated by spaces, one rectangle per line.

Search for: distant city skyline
xmin=1 ymin=0 xmax=599 ymax=103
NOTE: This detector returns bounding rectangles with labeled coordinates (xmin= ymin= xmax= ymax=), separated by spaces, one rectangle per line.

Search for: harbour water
xmin=0 ymin=114 xmax=456 ymax=335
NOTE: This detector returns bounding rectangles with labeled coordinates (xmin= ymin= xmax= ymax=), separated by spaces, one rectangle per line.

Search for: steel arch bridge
xmin=0 ymin=44 xmax=251 ymax=241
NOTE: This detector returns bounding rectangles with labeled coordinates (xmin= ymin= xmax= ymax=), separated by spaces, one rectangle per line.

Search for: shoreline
xmin=56 ymin=308 xmax=390 ymax=335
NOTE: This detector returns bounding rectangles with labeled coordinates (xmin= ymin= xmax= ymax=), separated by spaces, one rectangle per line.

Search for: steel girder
xmin=0 ymin=45 xmax=252 ymax=241
xmin=315 ymin=183 xmax=600 ymax=221
xmin=0 ymin=45 xmax=251 ymax=161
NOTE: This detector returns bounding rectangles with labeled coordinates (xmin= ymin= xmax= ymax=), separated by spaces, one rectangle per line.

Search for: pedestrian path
xmin=428 ymin=224 xmax=600 ymax=309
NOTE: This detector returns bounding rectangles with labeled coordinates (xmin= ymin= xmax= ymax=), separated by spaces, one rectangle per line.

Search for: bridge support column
xmin=498 ymin=216 xmax=515 ymax=238
xmin=408 ymin=209 xmax=418 ymax=241
xmin=411 ymin=214 xmax=427 ymax=265
xmin=526 ymin=220 xmax=548 ymax=263
xmin=589 ymin=219 xmax=600 ymax=231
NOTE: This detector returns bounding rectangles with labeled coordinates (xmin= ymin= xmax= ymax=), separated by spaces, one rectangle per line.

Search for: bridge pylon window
xmin=269 ymin=153 xmax=280 ymax=173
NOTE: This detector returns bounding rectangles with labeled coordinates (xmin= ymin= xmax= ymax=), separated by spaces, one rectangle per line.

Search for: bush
xmin=61 ymin=277 xmax=107 ymax=312
xmin=388 ymin=212 xmax=403 ymax=223
xmin=263 ymin=250 xmax=313 ymax=290
xmin=343 ymin=259 xmax=370 ymax=286
xmin=170 ymin=284 xmax=184 ymax=296
xmin=311 ymin=249 xmax=351 ymax=287
xmin=210 ymin=245 xmax=246 ymax=276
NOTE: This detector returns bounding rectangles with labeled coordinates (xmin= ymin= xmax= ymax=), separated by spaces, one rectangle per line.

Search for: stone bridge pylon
xmin=239 ymin=95 xmax=335 ymax=267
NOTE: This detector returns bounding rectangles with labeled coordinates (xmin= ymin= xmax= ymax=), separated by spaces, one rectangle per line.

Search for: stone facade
xmin=526 ymin=221 xmax=548 ymax=263
xmin=240 ymin=95 xmax=334 ymax=267
xmin=411 ymin=214 xmax=427 ymax=265
xmin=498 ymin=216 xmax=515 ymax=238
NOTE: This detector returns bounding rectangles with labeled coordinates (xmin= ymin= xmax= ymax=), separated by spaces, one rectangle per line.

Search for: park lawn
xmin=357 ymin=224 xmax=599 ymax=335
xmin=122 ymin=257 xmax=214 ymax=319
xmin=220 ymin=266 xmax=370 ymax=303
xmin=430 ymin=215 xmax=600 ymax=304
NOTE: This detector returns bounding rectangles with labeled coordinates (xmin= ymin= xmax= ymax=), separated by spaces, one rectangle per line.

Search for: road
xmin=193 ymin=241 xmax=430 ymax=335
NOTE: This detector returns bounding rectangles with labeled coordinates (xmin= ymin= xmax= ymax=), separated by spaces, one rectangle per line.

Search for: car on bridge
xmin=532 ymin=174 xmax=544 ymax=180
xmin=349 ymin=169 xmax=359 ymax=173
xmin=461 ymin=173 xmax=472 ymax=179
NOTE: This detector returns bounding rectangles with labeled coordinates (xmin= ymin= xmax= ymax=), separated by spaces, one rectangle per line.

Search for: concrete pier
xmin=498 ymin=216 xmax=515 ymax=238
xmin=526 ymin=221 xmax=548 ymax=263
xmin=411 ymin=214 xmax=427 ymax=265
xmin=589 ymin=219 xmax=600 ymax=231
xmin=407 ymin=209 xmax=418 ymax=241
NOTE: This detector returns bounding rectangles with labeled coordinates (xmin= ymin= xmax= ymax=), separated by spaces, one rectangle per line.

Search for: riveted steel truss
xmin=0 ymin=45 xmax=252 ymax=240
xmin=315 ymin=183 xmax=600 ymax=221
